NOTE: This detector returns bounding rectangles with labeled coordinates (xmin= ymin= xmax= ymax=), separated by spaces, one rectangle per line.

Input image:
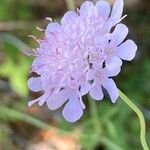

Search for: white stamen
xmin=28 ymin=99 xmax=39 ymax=107
xmin=36 ymin=26 xmax=45 ymax=32
xmin=46 ymin=17 xmax=53 ymax=22
xmin=28 ymin=35 xmax=40 ymax=44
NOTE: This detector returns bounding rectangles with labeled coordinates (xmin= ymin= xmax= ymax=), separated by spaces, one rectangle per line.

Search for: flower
xmin=104 ymin=23 xmax=137 ymax=70
xmin=27 ymin=0 xmax=137 ymax=122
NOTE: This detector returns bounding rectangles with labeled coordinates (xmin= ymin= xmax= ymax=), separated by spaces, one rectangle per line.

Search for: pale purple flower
xmin=104 ymin=23 xmax=137 ymax=70
xmin=27 ymin=0 xmax=137 ymax=122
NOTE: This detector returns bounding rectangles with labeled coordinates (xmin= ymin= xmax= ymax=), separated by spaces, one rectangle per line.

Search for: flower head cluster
xmin=28 ymin=0 xmax=137 ymax=122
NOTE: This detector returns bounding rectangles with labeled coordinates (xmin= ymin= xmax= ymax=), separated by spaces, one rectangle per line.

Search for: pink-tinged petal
xmin=92 ymin=61 xmax=103 ymax=69
xmin=68 ymin=79 xmax=79 ymax=89
xmin=80 ymin=81 xmax=90 ymax=96
xmin=110 ymin=0 xmax=124 ymax=26
xmin=116 ymin=40 xmax=137 ymax=61
xmin=106 ymin=56 xmax=122 ymax=70
xmin=86 ymin=69 xmax=95 ymax=80
xmin=45 ymin=23 xmax=60 ymax=38
xmin=28 ymin=77 xmax=42 ymax=92
xmin=95 ymin=1 xmax=110 ymax=20
xmin=46 ymin=89 xmax=69 ymax=110
xmin=101 ymin=78 xmax=119 ymax=103
xmin=89 ymin=81 xmax=104 ymax=100
xmin=103 ymin=67 xmax=121 ymax=77
xmin=111 ymin=23 xmax=128 ymax=47
xmin=80 ymin=1 xmax=94 ymax=16
xmin=61 ymin=11 xmax=78 ymax=25
xmin=62 ymin=94 xmax=83 ymax=122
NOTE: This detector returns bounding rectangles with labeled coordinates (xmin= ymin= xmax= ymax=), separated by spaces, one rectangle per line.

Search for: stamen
xmin=36 ymin=26 xmax=45 ymax=32
xmin=46 ymin=17 xmax=53 ymax=22
xmin=28 ymin=35 xmax=40 ymax=44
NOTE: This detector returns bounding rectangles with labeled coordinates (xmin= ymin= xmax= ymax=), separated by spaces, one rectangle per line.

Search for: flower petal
xmin=28 ymin=77 xmax=42 ymax=92
xmin=89 ymin=81 xmax=104 ymax=100
xmin=103 ymin=67 xmax=121 ymax=77
xmin=80 ymin=1 xmax=94 ymax=16
xmin=109 ymin=0 xmax=124 ymax=26
xmin=116 ymin=40 xmax=137 ymax=61
xmin=28 ymin=99 xmax=39 ymax=107
xmin=106 ymin=56 xmax=122 ymax=70
xmin=45 ymin=23 xmax=60 ymax=39
xmin=61 ymin=11 xmax=78 ymax=25
xmin=80 ymin=81 xmax=90 ymax=96
xmin=62 ymin=94 xmax=83 ymax=122
xmin=101 ymin=78 xmax=119 ymax=103
xmin=28 ymin=94 xmax=47 ymax=107
xmin=31 ymin=57 xmax=45 ymax=74
xmin=32 ymin=57 xmax=41 ymax=67
xmin=46 ymin=89 xmax=69 ymax=110
xmin=86 ymin=69 xmax=95 ymax=81
xmin=95 ymin=1 xmax=110 ymax=20
xmin=111 ymin=23 xmax=128 ymax=47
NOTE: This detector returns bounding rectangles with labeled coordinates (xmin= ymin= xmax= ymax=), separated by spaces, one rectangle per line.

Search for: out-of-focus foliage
xmin=0 ymin=36 xmax=31 ymax=96
xmin=0 ymin=0 xmax=150 ymax=150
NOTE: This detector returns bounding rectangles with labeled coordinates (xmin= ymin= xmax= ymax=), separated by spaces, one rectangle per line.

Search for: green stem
xmin=88 ymin=99 xmax=102 ymax=149
xmin=100 ymin=136 xmax=124 ymax=150
xmin=89 ymin=99 xmax=102 ymax=135
xmin=119 ymin=90 xmax=149 ymax=150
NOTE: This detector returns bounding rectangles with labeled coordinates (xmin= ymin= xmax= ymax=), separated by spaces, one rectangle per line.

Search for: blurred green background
xmin=0 ymin=0 xmax=150 ymax=150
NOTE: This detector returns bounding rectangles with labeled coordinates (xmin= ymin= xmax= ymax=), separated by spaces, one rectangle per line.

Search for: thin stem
xmin=100 ymin=136 xmax=124 ymax=150
xmin=89 ymin=99 xmax=102 ymax=135
xmin=119 ymin=90 xmax=149 ymax=150
xmin=88 ymin=99 xmax=102 ymax=149
xmin=65 ymin=0 xmax=76 ymax=10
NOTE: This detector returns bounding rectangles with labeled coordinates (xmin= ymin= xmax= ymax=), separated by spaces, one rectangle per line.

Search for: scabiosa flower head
xmin=27 ymin=0 xmax=137 ymax=122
